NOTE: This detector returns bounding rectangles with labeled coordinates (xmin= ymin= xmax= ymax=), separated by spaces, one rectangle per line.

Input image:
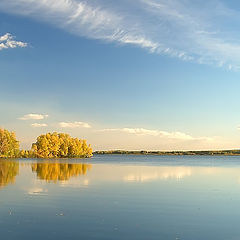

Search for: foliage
xmin=0 ymin=128 xmax=20 ymax=158
xmin=32 ymin=162 xmax=92 ymax=182
xmin=19 ymin=150 xmax=35 ymax=158
xmin=0 ymin=160 xmax=19 ymax=188
xmin=32 ymin=132 xmax=93 ymax=158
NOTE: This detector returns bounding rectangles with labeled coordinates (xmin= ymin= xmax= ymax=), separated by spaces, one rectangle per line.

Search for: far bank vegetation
xmin=94 ymin=150 xmax=240 ymax=156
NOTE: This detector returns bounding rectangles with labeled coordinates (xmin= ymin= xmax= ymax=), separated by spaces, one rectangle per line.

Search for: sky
xmin=1 ymin=0 xmax=240 ymax=151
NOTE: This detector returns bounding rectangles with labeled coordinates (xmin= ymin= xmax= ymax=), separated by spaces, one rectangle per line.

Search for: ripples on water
xmin=1 ymin=155 xmax=240 ymax=240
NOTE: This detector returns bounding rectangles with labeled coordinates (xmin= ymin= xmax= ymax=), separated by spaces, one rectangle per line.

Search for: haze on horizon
xmin=1 ymin=0 xmax=240 ymax=151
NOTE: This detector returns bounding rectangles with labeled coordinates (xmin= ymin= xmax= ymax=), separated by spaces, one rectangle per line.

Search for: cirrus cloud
xmin=1 ymin=0 xmax=240 ymax=68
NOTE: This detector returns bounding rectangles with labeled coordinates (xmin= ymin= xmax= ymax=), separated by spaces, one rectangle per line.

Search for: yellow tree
xmin=0 ymin=128 xmax=19 ymax=158
xmin=32 ymin=132 xmax=93 ymax=158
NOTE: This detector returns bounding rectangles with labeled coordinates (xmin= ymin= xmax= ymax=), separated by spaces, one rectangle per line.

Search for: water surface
xmin=1 ymin=155 xmax=240 ymax=240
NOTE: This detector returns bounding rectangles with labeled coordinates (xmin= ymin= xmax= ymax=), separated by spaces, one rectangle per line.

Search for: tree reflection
xmin=0 ymin=160 xmax=19 ymax=188
xmin=32 ymin=162 xmax=92 ymax=182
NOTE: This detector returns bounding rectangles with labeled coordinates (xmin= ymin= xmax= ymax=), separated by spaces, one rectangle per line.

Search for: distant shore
xmin=94 ymin=150 xmax=240 ymax=156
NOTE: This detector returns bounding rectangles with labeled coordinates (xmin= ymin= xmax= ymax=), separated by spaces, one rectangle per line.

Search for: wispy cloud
xmin=0 ymin=0 xmax=240 ymax=68
xmin=0 ymin=33 xmax=27 ymax=50
xmin=31 ymin=123 xmax=48 ymax=127
xmin=100 ymin=127 xmax=212 ymax=141
xmin=59 ymin=121 xmax=91 ymax=128
xmin=19 ymin=114 xmax=49 ymax=120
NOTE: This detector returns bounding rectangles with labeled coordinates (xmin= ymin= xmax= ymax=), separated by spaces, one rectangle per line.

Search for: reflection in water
xmin=0 ymin=160 xmax=19 ymax=188
xmin=28 ymin=187 xmax=48 ymax=195
xmin=32 ymin=162 xmax=92 ymax=182
xmin=123 ymin=167 xmax=192 ymax=182
xmin=3 ymin=157 xmax=240 ymax=240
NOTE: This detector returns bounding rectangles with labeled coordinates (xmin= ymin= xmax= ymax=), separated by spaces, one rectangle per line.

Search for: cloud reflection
xmin=28 ymin=187 xmax=48 ymax=195
xmin=123 ymin=167 xmax=192 ymax=182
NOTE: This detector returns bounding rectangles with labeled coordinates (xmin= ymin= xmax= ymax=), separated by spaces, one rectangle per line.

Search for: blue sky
xmin=1 ymin=0 xmax=240 ymax=150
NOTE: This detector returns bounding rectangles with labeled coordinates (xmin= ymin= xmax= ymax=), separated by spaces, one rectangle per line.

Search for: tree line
xmin=0 ymin=128 xmax=93 ymax=158
xmin=94 ymin=149 xmax=240 ymax=156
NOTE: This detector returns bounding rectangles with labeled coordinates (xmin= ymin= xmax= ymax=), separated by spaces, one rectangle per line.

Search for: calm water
xmin=1 ymin=155 xmax=240 ymax=240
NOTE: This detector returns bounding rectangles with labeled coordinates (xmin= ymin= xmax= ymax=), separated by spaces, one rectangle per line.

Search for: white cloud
xmin=0 ymin=33 xmax=27 ymax=50
xmin=99 ymin=127 xmax=212 ymax=141
xmin=0 ymin=1 xmax=162 ymax=53
xmin=1 ymin=0 xmax=240 ymax=68
xmin=19 ymin=113 xmax=49 ymax=120
xmin=31 ymin=123 xmax=48 ymax=127
xmin=101 ymin=128 xmax=159 ymax=136
xmin=59 ymin=121 xmax=91 ymax=128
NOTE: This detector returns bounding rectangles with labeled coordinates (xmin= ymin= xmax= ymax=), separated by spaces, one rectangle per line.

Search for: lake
xmin=1 ymin=155 xmax=240 ymax=240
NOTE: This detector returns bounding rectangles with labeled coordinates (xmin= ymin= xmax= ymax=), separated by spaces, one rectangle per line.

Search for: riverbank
xmin=94 ymin=150 xmax=240 ymax=156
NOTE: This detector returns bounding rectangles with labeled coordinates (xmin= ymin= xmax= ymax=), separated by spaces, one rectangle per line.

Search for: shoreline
xmin=93 ymin=150 xmax=240 ymax=156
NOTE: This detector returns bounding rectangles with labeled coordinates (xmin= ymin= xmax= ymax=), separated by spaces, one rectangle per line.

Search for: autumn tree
xmin=0 ymin=128 xmax=20 ymax=158
xmin=32 ymin=132 xmax=93 ymax=158
xmin=19 ymin=150 xmax=35 ymax=158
